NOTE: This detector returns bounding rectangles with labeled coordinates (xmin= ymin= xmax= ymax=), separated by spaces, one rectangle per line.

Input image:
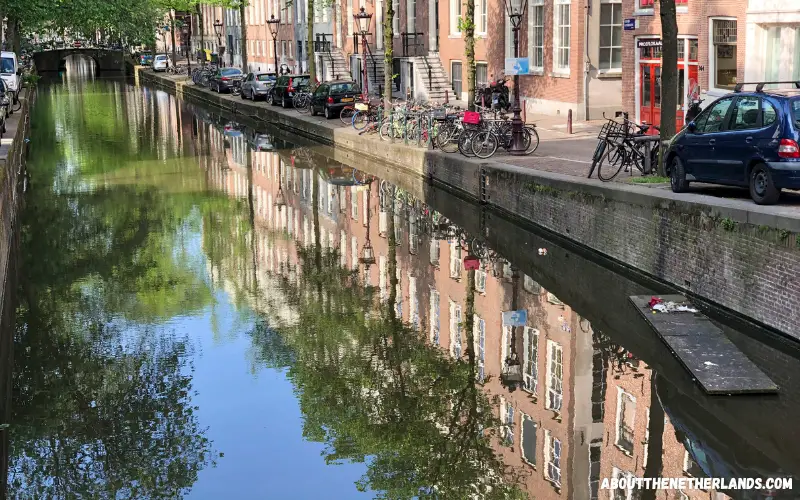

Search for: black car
xmin=209 ymin=68 xmax=244 ymax=94
xmin=271 ymin=74 xmax=311 ymax=108
xmin=310 ymin=80 xmax=360 ymax=119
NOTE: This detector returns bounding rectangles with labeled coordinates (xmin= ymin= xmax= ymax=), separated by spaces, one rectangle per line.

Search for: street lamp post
xmin=213 ymin=19 xmax=224 ymax=66
xmin=502 ymin=0 xmax=528 ymax=155
xmin=267 ymin=15 xmax=280 ymax=74
xmin=354 ymin=7 xmax=373 ymax=99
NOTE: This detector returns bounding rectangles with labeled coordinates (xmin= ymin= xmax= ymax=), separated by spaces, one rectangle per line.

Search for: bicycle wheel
xmin=525 ymin=126 xmax=540 ymax=154
xmin=352 ymin=111 xmax=369 ymax=130
xmin=379 ymin=122 xmax=392 ymax=141
xmin=597 ymin=145 xmax=626 ymax=182
xmin=12 ymin=97 xmax=22 ymax=113
xmin=340 ymin=106 xmax=355 ymax=125
xmin=458 ymin=130 xmax=477 ymax=157
xmin=471 ymin=131 xmax=499 ymax=159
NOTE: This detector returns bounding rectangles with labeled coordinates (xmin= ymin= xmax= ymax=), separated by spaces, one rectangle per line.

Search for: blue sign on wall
xmin=505 ymin=58 xmax=530 ymax=76
xmin=623 ymin=18 xmax=637 ymax=31
xmin=502 ymin=310 xmax=528 ymax=327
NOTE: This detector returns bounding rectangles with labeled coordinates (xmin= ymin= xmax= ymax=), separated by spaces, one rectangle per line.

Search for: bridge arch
xmin=32 ymin=48 xmax=127 ymax=73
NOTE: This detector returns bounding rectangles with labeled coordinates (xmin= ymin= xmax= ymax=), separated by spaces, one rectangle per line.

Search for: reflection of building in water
xmin=196 ymin=116 xmax=742 ymax=500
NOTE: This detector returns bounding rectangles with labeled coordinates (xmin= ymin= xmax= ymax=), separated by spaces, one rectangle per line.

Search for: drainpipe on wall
xmin=583 ymin=0 xmax=590 ymax=120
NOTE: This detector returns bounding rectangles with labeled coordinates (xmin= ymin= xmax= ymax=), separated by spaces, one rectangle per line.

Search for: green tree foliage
xmin=248 ymin=181 xmax=527 ymax=498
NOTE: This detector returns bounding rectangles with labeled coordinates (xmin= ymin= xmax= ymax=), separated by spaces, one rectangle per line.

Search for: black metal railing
xmin=401 ymin=32 xmax=425 ymax=57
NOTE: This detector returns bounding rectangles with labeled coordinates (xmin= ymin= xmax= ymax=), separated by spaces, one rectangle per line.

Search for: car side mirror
xmin=16 ymin=69 xmax=21 ymax=76
xmin=687 ymin=121 xmax=696 ymax=133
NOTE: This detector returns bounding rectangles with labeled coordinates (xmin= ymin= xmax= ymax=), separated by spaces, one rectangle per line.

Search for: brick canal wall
xmin=139 ymin=70 xmax=800 ymax=340
xmin=0 ymin=86 xmax=34 ymax=499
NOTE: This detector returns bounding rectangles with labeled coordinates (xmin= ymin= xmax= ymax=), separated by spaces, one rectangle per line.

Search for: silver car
xmin=152 ymin=54 xmax=169 ymax=72
xmin=241 ymin=72 xmax=276 ymax=101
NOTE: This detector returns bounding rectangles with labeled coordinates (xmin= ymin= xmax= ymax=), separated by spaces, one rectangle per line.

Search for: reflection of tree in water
xmin=253 ymin=191 xmax=526 ymax=499
xmin=10 ymin=182 xmax=223 ymax=497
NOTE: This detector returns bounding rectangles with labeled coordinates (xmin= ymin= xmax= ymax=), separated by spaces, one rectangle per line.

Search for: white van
xmin=0 ymin=52 xmax=21 ymax=94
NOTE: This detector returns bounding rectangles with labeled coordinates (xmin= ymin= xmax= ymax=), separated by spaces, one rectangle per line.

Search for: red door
xmin=640 ymin=63 xmax=661 ymax=131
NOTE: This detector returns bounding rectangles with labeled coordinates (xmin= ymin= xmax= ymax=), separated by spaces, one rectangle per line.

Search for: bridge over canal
xmin=32 ymin=48 xmax=128 ymax=73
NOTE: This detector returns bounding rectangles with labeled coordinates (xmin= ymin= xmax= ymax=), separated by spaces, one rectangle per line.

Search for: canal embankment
xmin=0 ymin=85 xmax=34 ymax=497
xmin=139 ymin=69 xmax=800 ymax=340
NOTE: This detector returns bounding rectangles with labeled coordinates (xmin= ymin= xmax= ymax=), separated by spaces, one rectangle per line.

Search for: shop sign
xmin=637 ymin=38 xmax=662 ymax=48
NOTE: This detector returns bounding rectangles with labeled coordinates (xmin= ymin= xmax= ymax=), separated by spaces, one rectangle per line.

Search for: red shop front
xmin=637 ymin=37 xmax=699 ymax=132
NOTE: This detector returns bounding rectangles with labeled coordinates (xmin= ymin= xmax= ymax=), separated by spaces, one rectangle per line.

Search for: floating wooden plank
xmin=629 ymin=295 xmax=778 ymax=395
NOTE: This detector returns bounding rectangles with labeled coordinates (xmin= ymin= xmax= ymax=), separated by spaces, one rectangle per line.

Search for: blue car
xmin=666 ymin=81 xmax=800 ymax=205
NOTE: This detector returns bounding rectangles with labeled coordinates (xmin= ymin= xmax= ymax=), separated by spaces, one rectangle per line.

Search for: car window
xmin=696 ymin=97 xmax=734 ymax=133
xmin=730 ymin=96 xmax=760 ymax=130
xmin=315 ymin=85 xmax=328 ymax=95
xmin=293 ymin=77 xmax=310 ymax=87
xmin=221 ymin=68 xmax=241 ymax=76
xmin=762 ymin=99 xmax=778 ymax=127
xmin=256 ymin=74 xmax=275 ymax=82
xmin=330 ymin=82 xmax=358 ymax=93
xmin=792 ymin=99 xmax=800 ymax=128
xmin=0 ymin=57 xmax=14 ymax=73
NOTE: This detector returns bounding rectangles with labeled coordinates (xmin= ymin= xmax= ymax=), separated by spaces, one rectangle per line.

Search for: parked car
xmin=152 ymin=54 xmax=169 ymax=72
xmin=138 ymin=51 xmax=153 ymax=66
xmin=310 ymin=80 xmax=360 ymax=119
xmin=209 ymin=68 xmax=244 ymax=93
xmin=271 ymin=74 xmax=310 ymax=108
xmin=0 ymin=52 xmax=21 ymax=97
xmin=666 ymin=81 xmax=800 ymax=205
xmin=241 ymin=72 xmax=276 ymax=101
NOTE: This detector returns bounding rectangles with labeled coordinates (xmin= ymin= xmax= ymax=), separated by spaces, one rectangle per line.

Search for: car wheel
xmin=282 ymin=96 xmax=289 ymax=108
xmin=324 ymin=106 xmax=331 ymax=119
xmin=749 ymin=163 xmax=781 ymax=205
xmin=310 ymin=105 xmax=317 ymax=117
xmin=240 ymin=89 xmax=247 ymax=100
xmin=669 ymin=155 xmax=689 ymax=193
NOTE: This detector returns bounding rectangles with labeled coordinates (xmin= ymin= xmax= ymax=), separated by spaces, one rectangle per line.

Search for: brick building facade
xmin=621 ymin=0 xmax=747 ymax=128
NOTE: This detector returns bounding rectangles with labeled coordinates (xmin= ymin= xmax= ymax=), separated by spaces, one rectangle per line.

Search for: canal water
xmin=7 ymin=63 xmax=800 ymax=499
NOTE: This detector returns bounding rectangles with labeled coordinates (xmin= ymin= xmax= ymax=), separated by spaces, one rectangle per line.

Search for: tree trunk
xmin=196 ymin=5 xmax=205 ymax=63
xmin=658 ymin=0 xmax=678 ymax=176
xmin=383 ymin=0 xmax=394 ymax=112
xmin=464 ymin=0 xmax=476 ymax=111
xmin=641 ymin=374 xmax=665 ymax=500
xmin=6 ymin=17 xmax=20 ymax=54
xmin=240 ymin=1 xmax=249 ymax=70
xmin=169 ymin=11 xmax=178 ymax=67
xmin=307 ymin=0 xmax=316 ymax=81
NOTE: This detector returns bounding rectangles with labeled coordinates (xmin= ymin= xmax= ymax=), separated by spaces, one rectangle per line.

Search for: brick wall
xmin=621 ymin=0 xmax=748 ymax=119
xmin=482 ymin=165 xmax=800 ymax=339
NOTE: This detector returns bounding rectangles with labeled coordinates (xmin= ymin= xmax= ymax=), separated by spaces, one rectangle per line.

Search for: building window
xmin=297 ymin=41 xmax=303 ymax=60
xmin=500 ymin=398 xmax=514 ymax=446
xmin=379 ymin=255 xmax=388 ymax=300
xmin=347 ymin=0 xmax=354 ymax=35
xmin=476 ymin=62 xmax=488 ymax=89
xmin=591 ymin=349 xmax=607 ymax=423
xmin=589 ymin=443 xmax=602 ymax=500
xmin=637 ymin=0 xmax=654 ymax=9
xmin=430 ymin=239 xmax=440 ymax=266
xmin=450 ymin=0 xmax=462 ymax=35
xmin=449 ymin=241 xmax=462 ymax=279
xmin=523 ymin=274 xmax=541 ymax=293
xmin=553 ymin=0 xmax=571 ymax=74
xmin=529 ymin=0 xmax=544 ymax=71
xmin=451 ymin=61 xmax=463 ymax=97
xmin=430 ymin=289 xmax=440 ymax=343
xmin=599 ymin=0 xmax=621 ymax=71
xmin=475 ymin=315 xmax=486 ymax=382
xmin=544 ymin=430 xmax=562 ymax=486
xmin=711 ymin=19 xmax=737 ymax=90
xmin=475 ymin=267 xmax=487 ymax=293
xmin=612 ymin=468 xmax=637 ymax=500
xmin=523 ymin=327 xmax=539 ymax=394
xmin=521 ymin=414 xmax=537 ymax=466
xmin=449 ymin=300 xmax=462 ymax=358
xmin=409 ymin=276 xmax=419 ymax=326
xmin=350 ymin=186 xmax=359 ymax=220
xmin=615 ymin=388 xmax=636 ymax=455
xmin=393 ymin=0 xmax=400 ymax=34
xmin=407 ymin=0 xmax=416 ymax=33
xmin=477 ymin=0 xmax=487 ymax=35
xmin=546 ymin=340 xmax=563 ymax=411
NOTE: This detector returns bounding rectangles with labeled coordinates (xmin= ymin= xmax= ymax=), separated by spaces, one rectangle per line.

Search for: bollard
xmin=404 ymin=107 xmax=409 ymax=146
xmin=481 ymin=93 xmax=485 ymax=109
xmin=522 ymin=103 xmax=526 ymax=124
xmin=428 ymin=114 xmax=434 ymax=150
xmin=567 ymin=109 xmax=573 ymax=135
xmin=445 ymin=89 xmax=449 ymax=104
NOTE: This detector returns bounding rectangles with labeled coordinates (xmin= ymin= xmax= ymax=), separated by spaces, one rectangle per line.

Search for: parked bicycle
xmin=589 ymin=114 xmax=660 ymax=182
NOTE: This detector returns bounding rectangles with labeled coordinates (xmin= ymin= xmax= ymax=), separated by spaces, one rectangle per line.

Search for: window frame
xmin=708 ymin=17 xmax=738 ymax=93
xmin=430 ymin=288 xmax=441 ymax=343
xmin=546 ymin=340 xmax=563 ymax=411
xmin=729 ymin=95 xmax=762 ymax=131
xmin=523 ymin=327 xmax=539 ymax=394
xmin=615 ymin=387 xmax=636 ymax=456
xmin=599 ymin=0 xmax=622 ymax=73
xmin=451 ymin=60 xmax=463 ymax=99
xmin=450 ymin=0 xmax=462 ymax=36
xmin=528 ymin=0 xmax=545 ymax=74
xmin=553 ymin=0 xmax=571 ymax=77
xmin=476 ymin=0 xmax=488 ymax=36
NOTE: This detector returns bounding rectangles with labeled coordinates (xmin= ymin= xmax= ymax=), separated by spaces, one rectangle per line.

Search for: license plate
xmin=341 ymin=97 xmax=354 ymax=102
